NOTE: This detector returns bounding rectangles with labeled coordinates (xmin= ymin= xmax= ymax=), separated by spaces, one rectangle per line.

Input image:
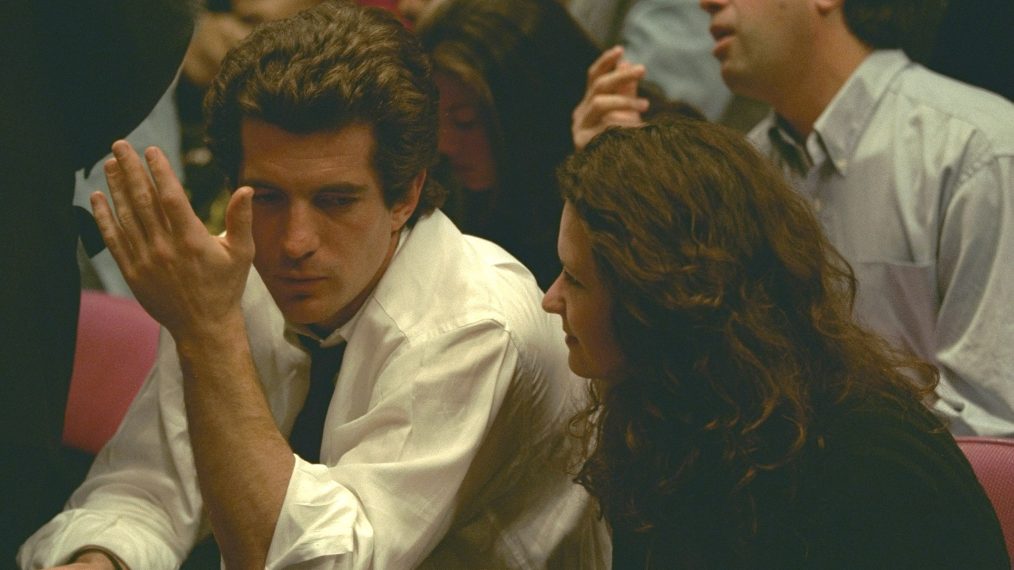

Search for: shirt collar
xmin=282 ymin=224 xmax=413 ymax=350
xmin=811 ymin=49 xmax=911 ymax=176
xmin=767 ymin=49 xmax=910 ymax=177
xmin=765 ymin=114 xmax=814 ymax=176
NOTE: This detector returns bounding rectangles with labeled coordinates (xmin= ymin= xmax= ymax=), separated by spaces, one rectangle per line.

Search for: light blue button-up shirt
xmin=750 ymin=50 xmax=1014 ymax=436
xmin=567 ymin=0 xmax=733 ymax=121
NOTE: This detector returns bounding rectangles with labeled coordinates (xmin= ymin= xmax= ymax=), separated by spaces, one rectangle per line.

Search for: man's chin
xmin=718 ymin=61 xmax=762 ymax=98
xmin=273 ymin=297 xmax=332 ymax=327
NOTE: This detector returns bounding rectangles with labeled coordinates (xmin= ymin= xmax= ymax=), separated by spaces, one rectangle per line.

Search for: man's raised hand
xmin=571 ymin=46 xmax=650 ymax=150
xmin=91 ymin=141 xmax=255 ymax=341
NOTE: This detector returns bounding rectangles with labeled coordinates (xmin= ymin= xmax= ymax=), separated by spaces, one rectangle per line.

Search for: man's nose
xmin=281 ymin=203 xmax=319 ymax=260
xmin=699 ymin=0 xmax=723 ymax=15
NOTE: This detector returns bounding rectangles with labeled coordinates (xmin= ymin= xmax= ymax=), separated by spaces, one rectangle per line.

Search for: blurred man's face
xmin=699 ymin=0 xmax=817 ymax=103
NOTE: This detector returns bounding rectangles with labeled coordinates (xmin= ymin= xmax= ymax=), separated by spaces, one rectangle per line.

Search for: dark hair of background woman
xmin=557 ymin=120 xmax=941 ymax=566
xmin=416 ymin=0 xmax=599 ymax=288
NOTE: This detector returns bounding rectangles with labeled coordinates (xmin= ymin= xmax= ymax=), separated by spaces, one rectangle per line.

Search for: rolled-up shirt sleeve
xmin=18 ymin=329 xmax=205 ymax=569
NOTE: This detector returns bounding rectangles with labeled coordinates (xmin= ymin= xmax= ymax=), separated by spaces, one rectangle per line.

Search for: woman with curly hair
xmin=542 ymin=120 xmax=1009 ymax=568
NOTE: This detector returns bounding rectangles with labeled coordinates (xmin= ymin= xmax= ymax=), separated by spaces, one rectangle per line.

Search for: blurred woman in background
xmin=416 ymin=0 xmax=599 ymax=289
xmin=542 ymin=121 xmax=1009 ymax=568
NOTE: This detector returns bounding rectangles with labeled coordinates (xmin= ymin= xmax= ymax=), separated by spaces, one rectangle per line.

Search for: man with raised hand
xmin=20 ymin=2 xmax=606 ymax=568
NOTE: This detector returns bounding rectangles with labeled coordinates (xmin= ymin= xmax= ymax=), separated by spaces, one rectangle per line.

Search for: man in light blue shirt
xmin=574 ymin=0 xmax=1014 ymax=436
xmin=701 ymin=0 xmax=1014 ymax=436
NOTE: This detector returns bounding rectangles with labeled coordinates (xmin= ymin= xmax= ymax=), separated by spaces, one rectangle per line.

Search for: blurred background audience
xmin=566 ymin=0 xmax=768 ymax=130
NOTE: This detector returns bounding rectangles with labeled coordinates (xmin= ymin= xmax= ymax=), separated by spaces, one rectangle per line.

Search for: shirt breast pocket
xmin=851 ymin=259 xmax=938 ymax=361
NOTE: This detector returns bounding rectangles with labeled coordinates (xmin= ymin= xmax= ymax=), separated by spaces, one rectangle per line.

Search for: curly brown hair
xmin=557 ymin=120 xmax=938 ymax=562
xmin=204 ymin=0 xmax=444 ymax=224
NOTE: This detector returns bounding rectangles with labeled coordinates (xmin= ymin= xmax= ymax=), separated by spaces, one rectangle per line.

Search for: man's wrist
xmin=174 ymin=311 xmax=247 ymax=355
xmin=70 ymin=546 xmax=127 ymax=570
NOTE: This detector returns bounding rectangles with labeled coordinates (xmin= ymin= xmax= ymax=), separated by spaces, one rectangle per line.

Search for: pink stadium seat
xmin=956 ymin=436 xmax=1014 ymax=565
xmin=62 ymin=290 xmax=160 ymax=454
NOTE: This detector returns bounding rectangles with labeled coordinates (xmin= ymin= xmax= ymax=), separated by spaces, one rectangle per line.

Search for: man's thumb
xmin=225 ymin=186 xmax=255 ymax=256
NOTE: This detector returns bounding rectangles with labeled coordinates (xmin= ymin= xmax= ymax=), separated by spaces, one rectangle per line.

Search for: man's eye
xmin=317 ymin=194 xmax=356 ymax=208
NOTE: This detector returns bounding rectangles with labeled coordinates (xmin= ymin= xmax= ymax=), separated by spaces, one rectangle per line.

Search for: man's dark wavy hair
xmin=842 ymin=0 xmax=935 ymax=49
xmin=204 ymin=0 xmax=444 ymax=224
xmin=558 ymin=120 xmax=938 ymax=564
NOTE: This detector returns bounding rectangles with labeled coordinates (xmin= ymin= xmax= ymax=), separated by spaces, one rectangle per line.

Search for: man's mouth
xmin=710 ymin=25 xmax=735 ymax=57
xmin=710 ymin=24 xmax=734 ymax=42
xmin=277 ymin=274 xmax=328 ymax=287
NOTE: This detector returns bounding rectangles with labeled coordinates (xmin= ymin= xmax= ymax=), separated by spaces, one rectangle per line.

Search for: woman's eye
xmin=450 ymin=109 xmax=481 ymax=130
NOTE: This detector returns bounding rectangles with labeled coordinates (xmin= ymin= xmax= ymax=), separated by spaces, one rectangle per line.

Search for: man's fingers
xmin=103 ymin=155 xmax=147 ymax=245
xmin=590 ymin=63 xmax=646 ymax=98
xmin=577 ymin=94 xmax=649 ymax=129
xmin=573 ymin=94 xmax=649 ymax=149
xmin=145 ymin=146 xmax=204 ymax=237
xmin=110 ymin=140 xmax=165 ymax=240
xmin=587 ymin=45 xmax=624 ymax=87
xmin=225 ymin=186 xmax=256 ymax=260
xmin=614 ymin=61 xmax=642 ymax=97
xmin=90 ymin=191 xmax=135 ymax=269
xmin=575 ymin=48 xmax=648 ymax=149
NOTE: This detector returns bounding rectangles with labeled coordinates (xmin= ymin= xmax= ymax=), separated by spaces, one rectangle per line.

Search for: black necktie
xmin=290 ymin=338 xmax=346 ymax=463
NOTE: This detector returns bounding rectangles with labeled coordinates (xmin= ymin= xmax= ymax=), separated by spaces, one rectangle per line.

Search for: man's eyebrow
xmin=316 ymin=183 xmax=369 ymax=194
xmin=240 ymin=178 xmax=281 ymax=191
xmin=240 ymin=180 xmax=370 ymax=194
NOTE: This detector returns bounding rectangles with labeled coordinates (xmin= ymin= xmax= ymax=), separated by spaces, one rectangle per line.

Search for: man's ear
xmin=391 ymin=170 xmax=426 ymax=231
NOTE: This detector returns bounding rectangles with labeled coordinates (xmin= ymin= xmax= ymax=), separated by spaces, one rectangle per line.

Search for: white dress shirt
xmin=749 ymin=50 xmax=1014 ymax=436
xmin=20 ymin=211 xmax=609 ymax=569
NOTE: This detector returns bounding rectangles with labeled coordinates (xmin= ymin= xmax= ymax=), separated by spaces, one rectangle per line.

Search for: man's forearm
xmin=177 ymin=317 xmax=295 ymax=569
xmin=69 ymin=546 xmax=127 ymax=570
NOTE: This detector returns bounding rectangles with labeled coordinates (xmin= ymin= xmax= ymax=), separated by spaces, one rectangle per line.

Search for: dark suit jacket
xmin=0 ymin=1 xmax=192 ymax=561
